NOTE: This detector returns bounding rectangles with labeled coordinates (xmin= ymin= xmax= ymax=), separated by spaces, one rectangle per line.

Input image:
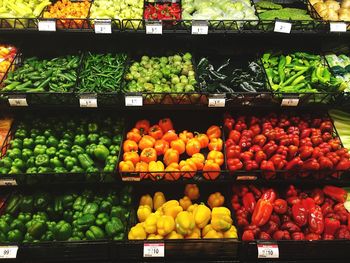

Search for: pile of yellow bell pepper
xmin=128 ymin=184 xmax=238 ymax=240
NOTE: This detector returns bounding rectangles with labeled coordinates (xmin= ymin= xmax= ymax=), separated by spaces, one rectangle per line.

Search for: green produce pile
xmin=326 ymin=53 xmax=350 ymax=92
xmin=0 ymin=115 xmax=122 ymax=175
xmin=262 ymin=52 xmax=345 ymax=93
xmin=78 ymin=52 xmax=127 ymax=93
xmin=2 ymin=55 xmax=80 ymax=92
xmin=0 ymin=187 xmax=132 ymax=242
xmin=197 ymin=57 xmax=266 ymax=92
xmin=329 ymin=109 xmax=350 ymax=149
xmin=0 ymin=0 xmax=51 ymax=19
xmin=124 ymin=53 xmax=197 ymax=93
xmin=255 ymin=0 xmax=313 ymax=20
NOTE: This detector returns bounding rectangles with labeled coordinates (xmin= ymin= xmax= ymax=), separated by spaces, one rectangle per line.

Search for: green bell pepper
xmin=41 ymin=230 xmax=54 ymax=241
xmin=10 ymin=138 xmax=22 ymax=149
xmin=0 ymin=167 xmax=9 ymax=174
xmin=106 ymin=191 xmax=119 ymax=205
xmin=105 ymin=217 xmax=124 ymax=239
xmin=34 ymin=145 xmax=47 ymax=156
xmin=0 ymin=156 xmax=13 ymax=168
xmin=54 ymin=220 xmax=72 ymax=241
xmin=112 ymin=135 xmax=122 ymax=145
xmin=26 ymin=220 xmax=47 ymax=239
xmin=98 ymin=136 xmax=112 ymax=147
xmin=63 ymin=210 xmax=74 ymax=223
xmin=86 ymin=144 xmax=97 ymax=156
xmin=20 ymin=196 xmax=34 ymax=213
xmin=86 ymin=225 xmax=105 ymax=240
xmin=29 ymin=128 xmax=39 ymax=139
xmin=56 ymin=149 xmax=70 ymax=160
xmin=18 ymin=212 xmax=31 ymax=223
xmin=22 ymin=148 xmax=33 ymax=161
xmin=7 ymin=229 xmax=23 ymax=242
xmin=34 ymin=193 xmax=50 ymax=210
xmin=78 ymin=154 xmax=94 ymax=170
xmin=26 ymin=167 xmax=37 ymax=173
xmin=54 ymin=167 xmax=67 ymax=173
xmin=15 ymin=128 xmax=27 ymax=139
xmin=12 ymin=158 xmax=25 ymax=170
xmin=38 ymin=166 xmax=51 ymax=173
xmin=74 ymin=134 xmax=87 ymax=147
xmin=46 ymin=136 xmax=59 ymax=148
xmin=71 ymin=229 xmax=84 ymax=240
xmin=23 ymin=138 xmax=34 ymax=149
xmin=46 ymin=147 xmax=57 ymax=158
xmin=87 ymin=133 xmax=99 ymax=144
xmin=47 ymin=221 xmax=57 ymax=232
xmin=62 ymin=130 xmax=74 ymax=141
xmin=35 ymin=154 xmax=50 ymax=167
xmin=73 ymin=196 xmax=87 ymax=211
xmin=88 ymin=122 xmax=99 ymax=133
xmin=32 ymin=212 xmax=49 ymax=222
xmin=58 ymin=139 xmax=72 ymax=150
xmin=43 ymin=129 xmax=53 ymax=138
xmin=73 ymin=211 xmax=83 ymax=220
xmin=26 ymin=156 xmax=35 ymax=167
xmin=8 ymin=166 xmax=22 ymax=174
xmin=99 ymin=201 xmax=112 ymax=214
xmin=35 ymin=135 xmax=46 ymax=145
xmin=0 ymin=220 xmax=10 ymax=233
xmin=64 ymin=156 xmax=78 ymax=170
xmin=5 ymin=195 xmax=22 ymax=215
xmin=94 ymin=145 xmax=109 ymax=161
xmin=7 ymin=148 xmax=21 ymax=160
xmin=50 ymin=157 xmax=63 ymax=168
xmin=23 ymin=232 xmax=34 ymax=242
xmin=110 ymin=206 xmax=129 ymax=222
xmin=70 ymin=166 xmax=84 ymax=173
xmin=83 ymin=203 xmax=99 ymax=215
xmin=0 ymin=232 xmax=6 ymax=242
xmin=109 ymin=145 xmax=120 ymax=156
xmin=10 ymin=219 xmax=26 ymax=233
xmin=120 ymin=186 xmax=132 ymax=207
xmin=74 ymin=214 xmax=96 ymax=231
xmin=71 ymin=145 xmax=85 ymax=158
xmin=54 ymin=197 xmax=63 ymax=215
xmin=62 ymin=194 xmax=75 ymax=209
xmin=0 ymin=214 xmax=13 ymax=224
xmin=103 ymin=164 xmax=115 ymax=173
xmin=95 ymin=213 xmax=109 ymax=227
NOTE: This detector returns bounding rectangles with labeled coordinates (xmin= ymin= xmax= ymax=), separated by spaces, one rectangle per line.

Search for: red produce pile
xmin=232 ymin=185 xmax=350 ymax=241
xmin=224 ymin=113 xmax=350 ymax=179
xmin=144 ymin=3 xmax=181 ymax=20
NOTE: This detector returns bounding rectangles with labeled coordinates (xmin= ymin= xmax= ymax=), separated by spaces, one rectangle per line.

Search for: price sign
xmin=125 ymin=95 xmax=143 ymax=106
xmin=121 ymin=175 xmax=141 ymax=182
xmin=79 ymin=95 xmax=97 ymax=108
xmin=0 ymin=179 xmax=17 ymax=186
xmin=192 ymin=20 xmax=208 ymax=35
xmin=208 ymin=97 xmax=225 ymax=107
xmin=257 ymin=243 xmax=279 ymax=258
xmin=0 ymin=246 xmax=18 ymax=259
xmin=146 ymin=21 xmax=162 ymax=34
xmin=274 ymin=21 xmax=292 ymax=34
xmin=143 ymin=243 xmax=164 ymax=258
xmin=236 ymin=175 xmax=257 ymax=181
xmin=281 ymin=98 xmax=299 ymax=107
xmin=38 ymin=20 xmax=56 ymax=31
xmin=94 ymin=19 xmax=112 ymax=34
xmin=8 ymin=96 xmax=28 ymax=107
xmin=330 ymin=22 xmax=347 ymax=32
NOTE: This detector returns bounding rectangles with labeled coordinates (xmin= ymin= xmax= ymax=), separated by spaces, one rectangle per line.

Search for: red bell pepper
xmin=323 ymin=185 xmax=347 ymax=203
xmin=292 ymin=202 xmax=308 ymax=227
xmin=285 ymin=157 xmax=303 ymax=170
xmin=320 ymin=120 xmax=333 ymax=132
xmin=300 ymin=128 xmax=312 ymax=139
xmin=224 ymin=114 xmax=234 ymax=131
xmin=249 ymin=185 xmax=262 ymax=199
xmin=292 ymin=232 xmax=305 ymax=240
xmin=324 ymin=217 xmax=340 ymax=235
xmin=231 ymin=194 xmax=240 ymax=210
xmin=336 ymin=148 xmax=350 ymax=159
xmin=244 ymin=224 xmax=261 ymax=236
xmin=226 ymin=145 xmax=241 ymax=159
xmin=249 ymin=124 xmax=261 ymax=136
xmin=260 ymin=160 xmax=275 ymax=179
xmin=329 ymin=138 xmax=341 ymax=151
xmin=305 ymin=233 xmax=321 ymax=240
xmin=300 ymin=137 xmax=313 ymax=147
xmin=244 ymin=160 xmax=259 ymax=171
xmin=287 ymin=196 xmax=301 ymax=206
xmin=308 ymin=205 xmax=324 ymax=234
xmin=286 ymin=185 xmax=298 ymax=197
xmin=269 ymin=154 xmax=287 ymax=170
xmin=270 ymin=213 xmax=281 ymax=226
xmin=335 ymin=158 xmax=350 ymax=171
xmin=276 ymin=145 xmax=288 ymax=156
xmin=335 ymin=225 xmax=350 ymax=239
xmin=311 ymin=188 xmax=324 ymax=205
xmin=259 ymin=232 xmax=271 ymax=240
xmin=228 ymin=130 xmax=241 ymax=144
xmin=261 ymin=221 xmax=278 ymax=235
xmin=281 ymin=221 xmax=301 ymax=233
xmin=322 ymin=132 xmax=332 ymax=142
xmin=273 ymin=230 xmax=291 ymax=240
xmin=239 ymin=137 xmax=252 ymax=150
xmin=302 ymin=197 xmax=316 ymax=211
xmin=302 ymin=158 xmax=320 ymax=171
xmin=251 ymin=199 xmax=273 ymax=226
xmin=242 ymin=230 xmax=255 ymax=241
xmin=273 ymin=199 xmax=288 ymax=214
xmin=321 ymin=202 xmax=333 ymax=216
xmin=234 ymin=121 xmax=247 ymax=132
xmin=262 ymin=141 xmax=278 ymax=158
xmin=242 ymin=192 xmax=256 ymax=213
xmin=318 ymin=156 xmax=334 ymax=170
xmin=227 ymin=158 xmax=243 ymax=171
xmin=326 ymin=152 xmax=340 ymax=165
xmin=287 ymin=126 xmax=299 ymax=135
xmin=311 ymin=147 xmax=324 ymax=159
xmin=299 ymin=146 xmax=313 ymax=160
xmin=288 ymin=145 xmax=298 ymax=159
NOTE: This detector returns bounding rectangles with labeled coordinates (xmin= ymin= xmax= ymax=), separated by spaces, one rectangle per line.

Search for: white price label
xmin=94 ymin=20 xmax=112 ymax=34
xmin=192 ymin=20 xmax=208 ymax=35
xmin=38 ymin=20 xmax=56 ymax=31
xmin=121 ymin=176 xmax=141 ymax=182
xmin=146 ymin=22 xmax=162 ymax=34
xmin=236 ymin=175 xmax=257 ymax=181
xmin=281 ymin=98 xmax=299 ymax=107
xmin=0 ymin=246 xmax=18 ymax=259
xmin=274 ymin=21 xmax=292 ymax=33
xmin=8 ymin=97 xmax=28 ymax=107
xmin=330 ymin=22 xmax=347 ymax=32
xmin=257 ymin=244 xmax=279 ymax=259
xmin=125 ymin=96 xmax=143 ymax=106
xmin=143 ymin=243 xmax=164 ymax=258
xmin=80 ymin=97 xmax=97 ymax=108
xmin=208 ymin=97 xmax=225 ymax=107
xmin=0 ymin=179 xmax=17 ymax=186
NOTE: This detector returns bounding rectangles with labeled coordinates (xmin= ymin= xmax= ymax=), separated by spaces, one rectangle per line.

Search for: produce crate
xmin=123 ymin=183 xmax=240 ymax=261
xmin=0 ymin=18 xmax=38 ymax=30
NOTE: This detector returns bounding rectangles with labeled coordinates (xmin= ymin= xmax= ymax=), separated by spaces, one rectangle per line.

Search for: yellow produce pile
xmin=128 ymin=184 xmax=238 ymax=240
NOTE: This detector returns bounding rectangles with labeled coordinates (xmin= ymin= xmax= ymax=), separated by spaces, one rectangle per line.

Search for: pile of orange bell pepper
xmin=0 ymin=45 xmax=17 ymax=82
xmin=119 ymin=118 xmax=224 ymax=180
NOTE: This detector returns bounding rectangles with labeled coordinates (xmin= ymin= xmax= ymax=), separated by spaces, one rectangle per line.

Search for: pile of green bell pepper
xmin=0 ymin=186 xmax=132 ymax=243
xmin=0 ymin=115 xmax=123 ymax=178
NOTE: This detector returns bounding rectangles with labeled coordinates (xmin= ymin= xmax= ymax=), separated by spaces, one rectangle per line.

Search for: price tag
xmin=94 ymin=19 xmax=112 ymax=34
xmin=79 ymin=95 xmax=97 ymax=108
xmin=281 ymin=98 xmax=299 ymax=107
xmin=330 ymin=22 xmax=347 ymax=32
xmin=8 ymin=96 xmax=28 ymax=107
xmin=38 ymin=20 xmax=56 ymax=31
xmin=0 ymin=246 xmax=18 ymax=259
xmin=192 ymin=20 xmax=208 ymax=35
xmin=208 ymin=94 xmax=225 ymax=107
xmin=146 ymin=21 xmax=162 ymax=35
xmin=0 ymin=179 xmax=17 ymax=186
xmin=257 ymin=243 xmax=279 ymax=259
xmin=121 ymin=175 xmax=141 ymax=182
xmin=236 ymin=175 xmax=257 ymax=181
xmin=274 ymin=21 xmax=292 ymax=33
xmin=143 ymin=243 xmax=164 ymax=258
xmin=125 ymin=95 xmax=143 ymax=106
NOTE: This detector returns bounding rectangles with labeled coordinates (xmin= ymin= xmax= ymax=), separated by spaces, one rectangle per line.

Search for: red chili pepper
xmin=251 ymin=199 xmax=273 ymax=226
xmin=273 ymin=199 xmax=288 ymax=214
xmin=292 ymin=202 xmax=308 ymax=227
xmin=324 ymin=217 xmax=340 ymax=235
xmin=242 ymin=192 xmax=256 ymax=213
xmin=308 ymin=205 xmax=324 ymax=234
xmin=227 ymin=158 xmax=243 ymax=171
xmin=323 ymin=185 xmax=347 ymax=203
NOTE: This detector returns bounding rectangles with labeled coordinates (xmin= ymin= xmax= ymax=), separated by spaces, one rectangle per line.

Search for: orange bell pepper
xmin=123 ymin=151 xmax=140 ymax=165
xmin=154 ymin=139 xmax=169 ymax=156
xmin=158 ymin=118 xmax=173 ymax=133
xmin=206 ymin=125 xmax=222 ymax=140
xmin=208 ymin=138 xmax=223 ymax=151
xmin=163 ymin=149 xmax=179 ymax=166
xmin=207 ymin=150 xmax=224 ymax=166
xmin=140 ymin=148 xmax=157 ymax=163
xmin=207 ymin=192 xmax=225 ymax=209
xmin=203 ymin=160 xmax=220 ymax=180
xmin=179 ymin=130 xmax=194 ymax=144
xmin=123 ymin=140 xmax=138 ymax=152
xmin=195 ymin=133 xmax=209 ymax=148
xmin=180 ymin=159 xmax=197 ymax=178
xmin=135 ymin=119 xmax=150 ymax=135
xmin=148 ymin=161 xmax=165 ymax=179
xmin=135 ymin=161 xmax=149 ymax=179
xmin=171 ymin=139 xmax=186 ymax=154
xmin=184 ymin=184 xmax=200 ymax=200
xmin=127 ymin=129 xmax=142 ymax=143
xmin=139 ymin=135 xmax=155 ymax=150
xmin=186 ymin=138 xmax=201 ymax=156
xmin=179 ymin=196 xmax=192 ymax=210
xmin=119 ymin=160 xmax=135 ymax=172
xmin=190 ymin=154 xmax=205 ymax=171
xmin=149 ymin=125 xmax=163 ymax=140
xmin=162 ymin=130 xmax=178 ymax=143
xmin=165 ymin=163 xmax=181 ymax=181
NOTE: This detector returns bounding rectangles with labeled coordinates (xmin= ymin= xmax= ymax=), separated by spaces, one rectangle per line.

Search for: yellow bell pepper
xmin=128 ymin=224 xmax=147 ymax=240
xmin=140 ymin=194 xmax=153 ymax=210
xmin=185 ymin=227 xmax=201 ymax=239
xmin=157 ymin=215 xmax=175 ymax=236
xmin=184 ymin=184 xmax=200 ymax=200
xmin=187 ymin=203 xmax=198 ymax=213
xmin=202 ymin=224 xmax=214 ymax=237
xmin=144 ymin=213 xmax=158 ymax=234
xmin=179 ymin=196 xmax=192 ymax=210
xmin=175 ymin=211 xmax=195 ymax=235
xmin=155 ymin=209 xmax=163 ymax=217
xmin=207 ymin=192 xmax=225 ymax=209
xmin=223 ymin=226 xmax=238 ymax=239
xmin=137 ymin=205 xmax=152 ymax=222
xmin=149 ymin=161 xmax=165 ymax=179
xmin=203 ymin=229 xmax=224 ymax=239
xmin=193 ymin=204 xmax=211 ymax=229
xmin=153 ymin=192 xmax=166 ymax=210
xmin=147 ymin=234 xmax=163 ymax=240
xmin=166 ymin=231 xmax=184 ymax=239
xmin=162 ymin=200 xmax=183 ymax=219
xmin=211 ymin=207 xmax=233 ymax=232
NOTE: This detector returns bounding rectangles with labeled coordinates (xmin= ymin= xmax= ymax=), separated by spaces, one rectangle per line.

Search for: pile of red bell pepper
xmin=224 ymin=113 xmax=350 ymax=179
xmin=232 ymin=185 xmax=350 ymax=241
xmin=144 ymin=3 xmax=181 ymax=20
